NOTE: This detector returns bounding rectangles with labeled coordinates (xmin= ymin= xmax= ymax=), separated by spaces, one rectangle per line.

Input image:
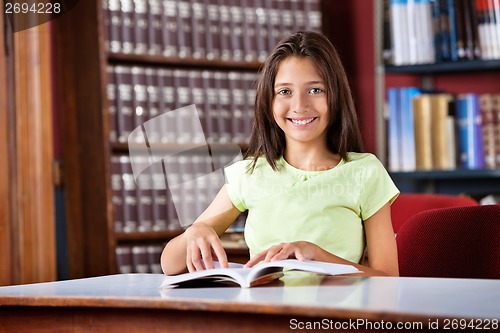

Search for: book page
xmin=160 ymin=259 xmax=359 ymax=289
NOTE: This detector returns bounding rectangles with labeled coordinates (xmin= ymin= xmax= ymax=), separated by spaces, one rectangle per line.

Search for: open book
xmin=160 ymin=259 xmax=360 ymax=289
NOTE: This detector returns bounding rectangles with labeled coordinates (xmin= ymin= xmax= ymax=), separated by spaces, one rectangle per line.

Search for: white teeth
xmin=291 ymin=118 xmax=315 ymax=125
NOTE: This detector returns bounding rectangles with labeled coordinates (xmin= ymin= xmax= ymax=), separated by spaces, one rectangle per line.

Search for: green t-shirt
xmin=224 ymin=152 xmax=399 ymax=263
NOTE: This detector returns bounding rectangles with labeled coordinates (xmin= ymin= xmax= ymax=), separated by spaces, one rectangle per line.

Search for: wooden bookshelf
xmin=375 ymin=0 xmax=500 ymax=198
xmin=54 ymin=0 xmax=322 ymax=278
xmin=385 ymin=59 xmax=500 ymax=74
xmin=108 ymin=53 xmax=263 ymax=71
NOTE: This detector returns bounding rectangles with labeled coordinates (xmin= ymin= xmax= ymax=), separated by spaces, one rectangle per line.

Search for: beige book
xmin=431 ymin=94 xmax=455 ymax=170
xmin=413 ymin=95 xmax=433 ymax=170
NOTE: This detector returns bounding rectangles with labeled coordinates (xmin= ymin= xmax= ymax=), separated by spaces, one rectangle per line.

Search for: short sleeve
xmin=224 ymin=160 xmax=250 ymax=212
xmin=359 ymin=155 xmax=400 ymax=220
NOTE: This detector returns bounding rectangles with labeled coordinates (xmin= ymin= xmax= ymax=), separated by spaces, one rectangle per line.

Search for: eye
xmin=277 ymin=88 xmax=291 ymax=95
xmin=309 ymin=87 xmax=324 ymax=94
xmin=276 ymin=88 xmax=292 ymax=95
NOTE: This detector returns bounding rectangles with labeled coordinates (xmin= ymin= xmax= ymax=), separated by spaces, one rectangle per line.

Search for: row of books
xmin=384 ymin=0 xmax=500 ymax=66
xmin=111 ymin=152 xmax=246 ymax=234
xmin=116 ymin=243 xmax=165 ymax=274
xmin=115 ymin=232 xmax=249 ymax=274
xmin=104 ymin=0 xmax=322 ymax=62
xmin=387 ymin=89 xmax=500 ymax=171
xmin=107 ymin=65 xmax=258 ymax=145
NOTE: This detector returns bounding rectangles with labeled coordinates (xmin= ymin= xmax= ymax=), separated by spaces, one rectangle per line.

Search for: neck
xmin=283 ymin=144 xmax=340 ymax=171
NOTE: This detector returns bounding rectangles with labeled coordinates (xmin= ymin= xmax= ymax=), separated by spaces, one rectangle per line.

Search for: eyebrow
xmin=274 ymin=80 xmax=325 ymax=88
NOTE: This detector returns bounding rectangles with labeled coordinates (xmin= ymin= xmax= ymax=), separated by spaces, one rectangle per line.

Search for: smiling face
xmin=272 ymin=56 xmax=330 ymax=150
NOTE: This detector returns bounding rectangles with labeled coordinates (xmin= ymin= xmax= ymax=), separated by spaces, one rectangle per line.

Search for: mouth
xmin=287 ymin=117 xmax=317 ymax=126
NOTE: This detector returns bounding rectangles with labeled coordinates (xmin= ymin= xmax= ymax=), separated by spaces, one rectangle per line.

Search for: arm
xmin=245 ymin=202 xmax=399 ymax=276
xmin=161 ymin=184 xmax=242 ymax=275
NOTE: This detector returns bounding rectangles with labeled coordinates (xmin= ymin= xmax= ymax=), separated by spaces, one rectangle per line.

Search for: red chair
xmin=396 ymin=205 xmax=500 ymax=279
xmin=390 ymin=193 xmax=479 ymax=233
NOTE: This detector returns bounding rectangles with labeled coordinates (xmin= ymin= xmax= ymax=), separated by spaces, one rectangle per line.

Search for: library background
xmin=1 ymin=0 xmax=499 ymax=285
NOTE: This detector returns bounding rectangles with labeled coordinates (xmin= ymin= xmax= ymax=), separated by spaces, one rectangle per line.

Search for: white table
xmin=0 ymin=273 xmax=498 ymax=332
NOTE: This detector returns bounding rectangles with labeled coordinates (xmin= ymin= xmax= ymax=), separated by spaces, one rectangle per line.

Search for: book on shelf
xmin=111 ymin=149 xmax=244 ymax=235
xmin=389 ymin=0 xmax=434 ymax=65
xmin=413 ymin=93 xmax=458 ymax=171
xmin=133 ymin=0 xmax=148 ymax=55
xmin=431 ymin=93 xmax=457 ymax=170
xmin=446 ymin=0 xmax=461 ymax=61
xmin=413 ymin=94 xmax=434 ymax=170
xmin=387 ymin=88 xmax=462 ymax=172
xmin=386 ymin=0 xmax=499 ymax=64
xmin=106 ymin=0 xmax=122 ymax=53
xmin=491 ymin=94 xmax=500 ymax=167
xmin=121 ymin=155 xmax=139 ymax=233
xmin=456 ymin=93 xmax=485 ymax=169
xmin=150 ymin=162 xmax=169 ymax=231
xmin=107 ymin=66 xmax=118 ymax=143
xmin=116 ymin=243 xmax=165 ymax=274
xmin=177 ymin=0 xmax=193 ymax=59
xmin=160 ymin=259 xmax=360 ymax=289
xmin=383 ymin=0 xmax=393 ymax=64
xmin=476 ymin=0 xmax=500 ymax=60
xmin=386 ymin=88 xmax=500 ymax=172
xmin=479 ymin=94 xmax=497 ymax=169
xmin=433 ymin=0 xmax=448 ymax=62
xmin=161 ymin=0 xmax=178 ymax=57
xmin=136 ymin=163 xmax=154 ymax=232
xmin=111 ymin=155 xmax=125 ymax=233
xmin=120 ymin=0 xmax=135 ymax=54
xmin=387 ymin=87 xmax=401 ymax=171
xmin=108 ymin=64 xmax=257 ymax=145
xmin=103 ymin=0 xmax=322 ymax=62
xmin=400 ymin=87 xmax=421 ymax=171
xmin=130 ymin=66 xmax=149 ymax=143
xmin=462 ymin=0 xmax=482 ymax=59
xmin=147 ymin=0 xmax=163 ymax=55
xmin=389 ymin=0 xmax=410 ymax=65
xmin=453 ymin=0 xmax=467 ymax=60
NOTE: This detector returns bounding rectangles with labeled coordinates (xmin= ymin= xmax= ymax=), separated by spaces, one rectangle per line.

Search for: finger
xmin=189 ymin=246 xmax=206 ymax=272
xmin=211 ymin=241 xmax=228 ymax=268
xmin=265 ymin=244 xmax=285 ymax=262
xmin=244 ymin=251 xmax=267 ymax=268
xmin=186 ymin=252 xmax=195 ymax=273
xmin=200 ymin=244 xmax=214 ymax=270
xmin=294 ymin=249 xmax=306 ymax=261
xmin=269 ymin=249 xmax=290 ymax=262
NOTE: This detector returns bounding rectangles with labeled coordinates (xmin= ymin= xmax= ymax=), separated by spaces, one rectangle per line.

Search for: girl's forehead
xmin=275 ymin=57 xmax=323 ymax=81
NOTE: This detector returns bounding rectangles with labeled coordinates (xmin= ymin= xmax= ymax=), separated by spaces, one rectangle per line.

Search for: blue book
xmin=446 ymin=0 xmax=459 ymax=61
xmin=455 ymin=94 xmax=485 ymax=169
xmin=387 ymin=88 xmax=401 ymax=171
xmin=400 ymin=87 xmax=421 ymax=171
xmin=432 ymin=0 xmax=452 ymax=62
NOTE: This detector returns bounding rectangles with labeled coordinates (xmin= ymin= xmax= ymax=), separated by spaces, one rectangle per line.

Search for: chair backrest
xmin=396 ymin=205 xmax=500 ymax=279
xmin=391 ymin=193 xmax=479 ymax=233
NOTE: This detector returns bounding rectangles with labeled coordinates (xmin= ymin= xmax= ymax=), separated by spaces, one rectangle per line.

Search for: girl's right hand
xmin=184 ymin=222 xmax=228 ymax=272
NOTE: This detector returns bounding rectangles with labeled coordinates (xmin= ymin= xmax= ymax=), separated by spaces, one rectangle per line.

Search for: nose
xmin=291 ymin=91 xmax=309 ymax=114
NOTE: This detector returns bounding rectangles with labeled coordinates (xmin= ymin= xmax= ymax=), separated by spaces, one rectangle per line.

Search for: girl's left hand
xmin=244 ymin=241 xmax=319 ymax=268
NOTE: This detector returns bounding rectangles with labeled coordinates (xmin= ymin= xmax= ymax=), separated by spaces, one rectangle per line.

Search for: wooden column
xmin=0 ymin=12 xmax=13 ymax=286
xmin=9 ymin=22 xmax=56 ymax=284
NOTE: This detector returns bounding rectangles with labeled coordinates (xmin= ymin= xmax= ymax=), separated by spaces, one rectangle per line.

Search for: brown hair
xmin=244 ymin=31 xmax=363 ymax=171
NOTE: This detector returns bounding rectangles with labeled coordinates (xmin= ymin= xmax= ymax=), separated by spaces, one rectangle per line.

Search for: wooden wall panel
xmin=54 ymin=1 xmax=115 ymax=278
xmin=0 ymin=8 xmax=13 ymax=286
xmin=0 ymin=18 xmax=56 ymax=285
xmin=11 ymin=23 xmax=56 ymax=284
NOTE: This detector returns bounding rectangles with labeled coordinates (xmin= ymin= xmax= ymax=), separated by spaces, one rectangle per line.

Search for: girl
xmin=161 ymin=31 xmax=399 ymax=276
